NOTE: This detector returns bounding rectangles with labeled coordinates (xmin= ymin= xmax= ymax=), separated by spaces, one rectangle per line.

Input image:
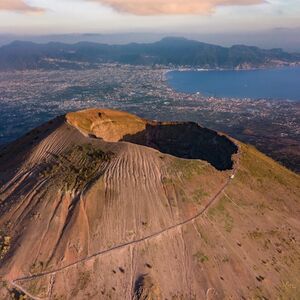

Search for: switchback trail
xmin=10 ymin=147 xmax=240 ymax=300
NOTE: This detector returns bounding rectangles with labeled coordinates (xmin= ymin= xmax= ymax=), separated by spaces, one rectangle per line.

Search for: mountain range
xmin=0 ymin=37 xmax=299 ymax=70
xmin=1 ymin=28 xmax=300 ymax=51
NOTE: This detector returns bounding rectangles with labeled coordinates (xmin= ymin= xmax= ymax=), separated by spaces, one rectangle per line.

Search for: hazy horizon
xmin=1 ymin=1 xmax=299 ymax=52
xmin=0 ymin=27 xmax=300 ymax=52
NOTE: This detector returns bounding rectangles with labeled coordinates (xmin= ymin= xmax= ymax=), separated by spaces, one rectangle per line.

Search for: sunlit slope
xmin=0 ymin=109 xmax=299 ymax=300
xmin=66 ymin=108 xmax=147 ymax=142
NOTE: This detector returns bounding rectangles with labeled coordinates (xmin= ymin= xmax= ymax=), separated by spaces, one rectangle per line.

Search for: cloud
xmin=90 ymin=0 xmax=265 ymax=15
xmin=0 ymin=0 xmax=44 ymax=13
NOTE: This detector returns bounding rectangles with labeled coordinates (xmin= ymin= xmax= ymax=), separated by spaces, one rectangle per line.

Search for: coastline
xmin=162 ymin=64 xmax=300 ymax=85
xmin=164 ymin=62 xmax=300 ymax=75
xmin=164 ymin=65 xmax=300 ymax=102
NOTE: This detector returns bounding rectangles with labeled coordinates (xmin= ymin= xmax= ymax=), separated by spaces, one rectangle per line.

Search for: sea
xmin=166 ymin=66 xmax=300 ymax=101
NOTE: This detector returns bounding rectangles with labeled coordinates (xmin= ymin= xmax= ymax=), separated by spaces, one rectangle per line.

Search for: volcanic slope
xmin=0 ymin=108 xmax=299 ymax=300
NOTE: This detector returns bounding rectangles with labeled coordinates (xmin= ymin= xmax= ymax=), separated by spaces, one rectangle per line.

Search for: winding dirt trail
xmin=10 ymin=148 xmax=240 ymax=300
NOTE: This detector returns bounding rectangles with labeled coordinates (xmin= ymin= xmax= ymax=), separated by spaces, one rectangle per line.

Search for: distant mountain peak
xmin=0 ymin=37 xmax=299 ymax=70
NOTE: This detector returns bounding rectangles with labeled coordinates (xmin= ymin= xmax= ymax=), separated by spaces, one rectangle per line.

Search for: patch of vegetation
xmin=0 ymin=281 xmax=7 ymax=289
xmin=223 ymin=213 xmax=233 ymax=233
xmin=0 ymin=231 xmax=11 ymax=260
xmin=171 ymin=294 xmax=196 ymax=300
xmin=255 ymin=202 xmax=272 ymax=215
xmin=41 ymin=144 xmax=112 ymax=191
xmin=10 ymin=288 xmax=28 ymax=300
xmin=248 ymin=229 xmax=264 ymax=240
xmin=238 ymin=144 xmax=300 ymax=190
xmin=248 ymin=228 xmax=279 ymax=244
xmin=192 ymin=188 xmax=208 ymax=204
xmin=193 ymin=251 xmax=209 ymax=263
xmin=78 ymin=271 xmax=91 ymax=291
xmin=169 ymin=158 xmax=207 ymax=181
xmin=53 ymin=295 xmax=67 ymax=300
xmin=277 ymin=280 xmax=300 ymax=299
xmin=178 ymin=188 xmax=188 ymax=203
xmin=208 ymin=196 xmax=234 ymax=233
xmin=208 ymin=196 xmax=227 ymax=215
xmin=161 ymin=176 xmax=173 ymax=185
xmin=26 ymin=278 xmax=47 ymax=298
xmin=30 ymin=261 xmax=45 ymax=274
xmin=222 ymin=256 xmax=229 ymax=263
xmin=133 ymin=274 xmax=161 ymax=300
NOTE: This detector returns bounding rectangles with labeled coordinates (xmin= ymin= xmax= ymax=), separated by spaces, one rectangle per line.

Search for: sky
xmin=0 ymin=0 xmax=299 ymax=35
